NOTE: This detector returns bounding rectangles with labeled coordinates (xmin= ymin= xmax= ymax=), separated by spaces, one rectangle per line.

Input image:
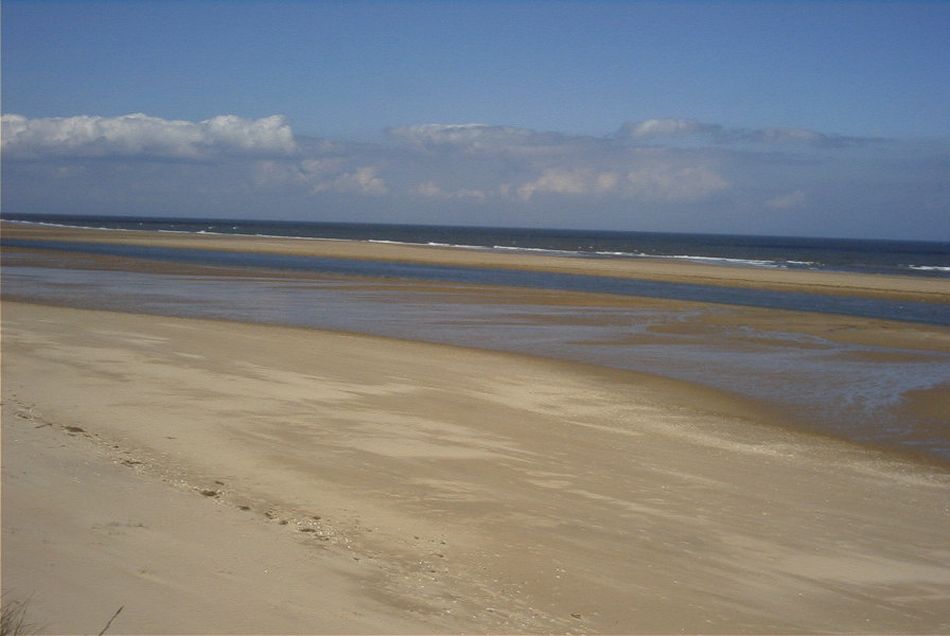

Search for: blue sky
xmin=3 ymin=0 xmax=950 ymax=239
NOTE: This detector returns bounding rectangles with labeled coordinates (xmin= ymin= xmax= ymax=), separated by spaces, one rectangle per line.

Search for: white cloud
xmin=311 ymin=166 xmax=387 ymax=195
xmin=257 ymin=158 xmax=386 ymax=195
xmin=515 ymin=168 xmax=610 ymax=200
xmin=513 ymin=162 xmax=729 ymax=202
xmin=387 ymin=122 xmax=575 ymax=157
xmin=765 ymin=190 xmax=806 ymax=209
xmin=254 ymin=158 xmax=340 ymax=186
xmin=391 ymin=121 xmax=732 ymax=203
xmin=413 ymin=181 xmax=488 ymax=200
xmin=414 ymin=181 xmax=443 ymax=197
xmin=390 ymin=123 xmax=531 ymax=146
xmin=617 ymin=118 xmax=719 ymax=139
xmin=5 ymin=113 xmax=943 ymax=238
xmin=1 ymin=113 xmax=297 ymax=160
xmin=6 ymin=112 xmax=902 ymax=228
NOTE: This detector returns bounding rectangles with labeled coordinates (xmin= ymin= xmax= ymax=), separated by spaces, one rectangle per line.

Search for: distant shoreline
xmin=4 ymin=220 xmax=949 ymax=306
xmin=4 ymin=214 xmax=950 ymax=279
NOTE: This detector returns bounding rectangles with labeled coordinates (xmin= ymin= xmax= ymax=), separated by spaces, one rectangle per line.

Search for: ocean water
xmin=4 ymin=213 xmax=949 ymax=278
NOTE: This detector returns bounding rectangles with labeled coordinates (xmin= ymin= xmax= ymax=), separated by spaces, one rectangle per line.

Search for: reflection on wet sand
xmin=4 ymin=247 xmax=949 ymax=464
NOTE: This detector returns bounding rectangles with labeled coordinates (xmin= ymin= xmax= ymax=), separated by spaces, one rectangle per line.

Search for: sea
xmin=3 ymin=213 xmax=949 ymax=278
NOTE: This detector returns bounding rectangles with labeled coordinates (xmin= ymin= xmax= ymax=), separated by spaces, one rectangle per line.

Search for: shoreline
xmin=4 ymin=221 xmax=949 ymax=303
xmin=5 ymin=243 xmax=950 ymax=467
xmin=4 ymin=301 xmax=949 ymax=633
xmin=6 ymin=292 xmax=950 ymax=471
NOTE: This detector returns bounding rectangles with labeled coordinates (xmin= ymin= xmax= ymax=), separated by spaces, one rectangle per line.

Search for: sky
xmin=2 ymin=0 xmax=949 ymax=240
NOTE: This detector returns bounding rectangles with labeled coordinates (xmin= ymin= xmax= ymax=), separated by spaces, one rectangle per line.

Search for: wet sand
xmin=7 ymin=242 xmax=949 ymax=353
xmin=5 ymin=221 xmax=949 ymax=303
xmin=5 ymin=241 xmax=950 ymax=465
xmin=3 ymin=301 xmax=949 ymax=633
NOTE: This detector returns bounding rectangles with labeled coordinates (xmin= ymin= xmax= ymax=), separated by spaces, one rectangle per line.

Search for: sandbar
xmin=4 ymin=221 xmax=948 ymax=303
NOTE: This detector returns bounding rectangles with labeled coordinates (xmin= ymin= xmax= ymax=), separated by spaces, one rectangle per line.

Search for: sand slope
xmin=3 ymin=302 xmax=949 ymax=633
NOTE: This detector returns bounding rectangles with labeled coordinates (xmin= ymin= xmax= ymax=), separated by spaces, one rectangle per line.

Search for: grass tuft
xmin=1 ymin=597 xmax=36 ymax=636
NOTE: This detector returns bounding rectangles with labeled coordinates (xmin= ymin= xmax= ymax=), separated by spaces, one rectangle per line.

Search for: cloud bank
xmin=615 ymin=117 xmax=876 ymax=148
xmin=2 ymin=113 xmax=947 ymax=239
xmin=1 ymin=113 xmax=297 ymax=159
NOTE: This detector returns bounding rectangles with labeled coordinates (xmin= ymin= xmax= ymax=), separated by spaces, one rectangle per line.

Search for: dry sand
xmin=3 ymin=301 xmax=949 ymax=634
xmin=5 ymin=221 xmax=949 ymax=303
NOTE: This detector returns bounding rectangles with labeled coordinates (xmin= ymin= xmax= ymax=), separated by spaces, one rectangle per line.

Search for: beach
xmin=6 ymin=0 xmax=950 ymax=632
xmin=4 ymin=301 xmax=950 ymax=634
xmin=3 ymin=224 xmax=950 ymax=633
